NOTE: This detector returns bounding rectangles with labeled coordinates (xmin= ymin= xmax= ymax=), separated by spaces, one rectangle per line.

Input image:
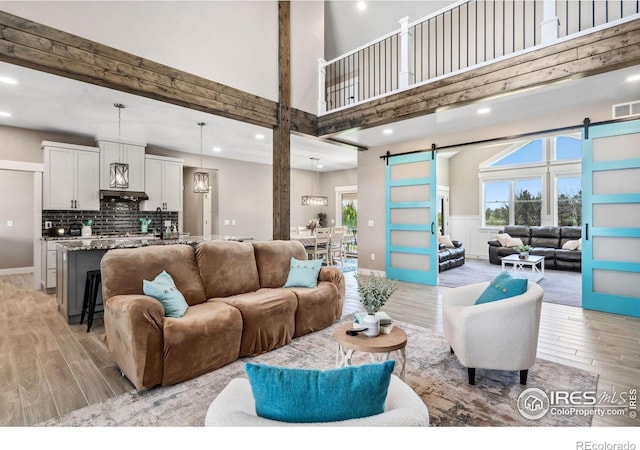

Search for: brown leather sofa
xmin=487 ymin=225 xmax=582 ymax=271
xmin=100 ymin=240 xmax=345 ymax=391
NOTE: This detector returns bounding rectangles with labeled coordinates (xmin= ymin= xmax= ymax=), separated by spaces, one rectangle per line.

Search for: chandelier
xmin=301 ymin=157 xmax=328 ymax=206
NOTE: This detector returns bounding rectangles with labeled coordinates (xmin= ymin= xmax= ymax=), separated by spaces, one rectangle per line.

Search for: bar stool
xmin=80 ymin=269 xmax=102 ymax=332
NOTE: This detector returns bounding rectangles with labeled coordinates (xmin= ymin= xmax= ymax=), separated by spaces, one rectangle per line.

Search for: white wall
xmin=1 ymin=0 xmax=322 ymax=114
xmin=324 ymin=1 xmax=453 ymax=60
xmin=0 ymin=169 xmax=34 ymax=270
xmin=291 ymin=1 xmax=323 ymax=114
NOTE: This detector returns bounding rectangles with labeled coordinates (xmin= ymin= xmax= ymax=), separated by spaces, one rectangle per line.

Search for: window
xmin=489 ymin=140 xmax=543 ymax=167
xmin=480 ymin=134 xmax=581 ymax=227
xmin=484 ymin=181 xmax=510 ymax=226
xmin=514 ymin=179 xmax=542 ymax=225
xmin=484 ymin=179 xmax=542 ymax=227
xmin=555 ymin=136 xmax=581 ymax=160
xmin=557 ymin=176 xmax=582 ymax=226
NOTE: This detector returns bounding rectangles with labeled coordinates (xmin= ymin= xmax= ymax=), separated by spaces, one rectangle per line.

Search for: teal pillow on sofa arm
xmin=245 ymin=360 xmax=395 ymax=423
xmin=143 ymin=270 xmax=188 ymax=318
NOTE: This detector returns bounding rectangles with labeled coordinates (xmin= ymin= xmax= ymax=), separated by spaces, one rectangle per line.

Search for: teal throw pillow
xmin=475 ymin=271 xmax=528 ymax=305
xmin=245 ymin=360 xmax=395 ymax=423
xmin=143 ymin=270 xmax=188 ymax=318
xmin=283 ymin=257 xmax=323 ymax=288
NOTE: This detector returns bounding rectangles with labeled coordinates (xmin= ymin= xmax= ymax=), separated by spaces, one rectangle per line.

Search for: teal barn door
xmin=582 ymin=120 xmax=640 ymax=317
xmin=385 ymin=152 xmax=438 ymax=285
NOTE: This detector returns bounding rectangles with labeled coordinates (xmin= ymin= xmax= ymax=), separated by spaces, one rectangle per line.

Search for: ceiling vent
xmin=612 ymin=100 xmax=640 ymax=119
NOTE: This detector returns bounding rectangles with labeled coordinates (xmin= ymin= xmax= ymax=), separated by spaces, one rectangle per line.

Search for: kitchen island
xmin=54 ymin=235 xmax=252 ymax=324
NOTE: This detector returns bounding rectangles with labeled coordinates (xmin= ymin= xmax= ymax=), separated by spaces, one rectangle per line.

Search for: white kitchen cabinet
xmin=141 ymin=155 xmax=183 ymax=212
xmin=40 ymin=239 xmax=75 ymax=290
xmin=97 ymin=139 xmax=146 ymax=192
xmin=43 ymin=141 xmax=100 ymax=211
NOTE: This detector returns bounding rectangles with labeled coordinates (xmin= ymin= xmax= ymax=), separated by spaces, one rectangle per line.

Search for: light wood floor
xmin=1 ymin=269 xmax=638 ymax=427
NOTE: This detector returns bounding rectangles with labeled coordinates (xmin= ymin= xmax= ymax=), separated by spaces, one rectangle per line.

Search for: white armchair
xmin=442 ymin=280 xmax=543 ymax=385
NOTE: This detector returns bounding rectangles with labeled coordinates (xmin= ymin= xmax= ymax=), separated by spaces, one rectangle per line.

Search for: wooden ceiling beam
xmin=0 ymin=10 xmax=279 ymax=129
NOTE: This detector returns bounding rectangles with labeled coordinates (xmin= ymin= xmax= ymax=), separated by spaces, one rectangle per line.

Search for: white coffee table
xmin=501 ymin=254 xmax=545 ymax=282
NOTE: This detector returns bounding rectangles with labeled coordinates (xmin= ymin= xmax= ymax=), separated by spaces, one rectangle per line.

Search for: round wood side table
xmin=333 ymin=322 xmax=407 ymax=380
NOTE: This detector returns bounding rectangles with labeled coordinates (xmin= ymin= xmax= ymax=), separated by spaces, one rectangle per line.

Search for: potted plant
xmin=317 ymin=212 xmax=327 ymax=228
xmin=515 ymin=244 xmax=531 ymax=259
xmin=354 ymin=272 xmax=398 ymax=337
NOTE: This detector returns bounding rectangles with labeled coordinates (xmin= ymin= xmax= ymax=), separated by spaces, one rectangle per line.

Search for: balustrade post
xmin=540 ymin=0 xmax=560 ymax=44
xmin=318 ymin=58 xmax=327 ymax=114
xmin=398 ymin=16 xmax=413 ymax=90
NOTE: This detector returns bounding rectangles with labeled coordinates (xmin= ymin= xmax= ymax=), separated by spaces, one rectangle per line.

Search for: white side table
xmin=501 ymin=254 xmax=545 ymax=282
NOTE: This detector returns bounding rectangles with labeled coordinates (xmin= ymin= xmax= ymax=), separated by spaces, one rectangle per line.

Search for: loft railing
xmin=319 ymin=0 xmax=640 ymax=114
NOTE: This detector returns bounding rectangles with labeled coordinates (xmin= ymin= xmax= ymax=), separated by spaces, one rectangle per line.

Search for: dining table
xmin=290 ymin=232 xmax=316 ymax=248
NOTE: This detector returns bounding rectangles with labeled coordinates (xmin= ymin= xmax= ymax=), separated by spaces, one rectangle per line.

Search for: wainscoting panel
xmin=449 ymin=215 xmax=501 ymax=260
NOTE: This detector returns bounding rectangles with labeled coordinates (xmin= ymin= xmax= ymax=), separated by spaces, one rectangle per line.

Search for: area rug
xmin=438 ymin=258 xmax=582 ymax=308
xmin=38 ymin=318 xmax=596 ymax=427
xmin=338 ymin=257 xmax=357 ymax=273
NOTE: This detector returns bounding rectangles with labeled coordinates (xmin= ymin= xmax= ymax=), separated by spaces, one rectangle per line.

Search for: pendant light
xmin=301 ymin=157 xmax=328 ymax=206
xmin=110 ymin=103 xmax=129 ymax=189
xmin=194 ymin=122 xmax=210 ymax=193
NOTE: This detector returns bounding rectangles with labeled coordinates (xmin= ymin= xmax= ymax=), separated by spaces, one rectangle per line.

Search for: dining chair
xmin=329 ymin=228 xmax=346 ymax=266
xmin=306 ymin=227 xmax=330 ymax=263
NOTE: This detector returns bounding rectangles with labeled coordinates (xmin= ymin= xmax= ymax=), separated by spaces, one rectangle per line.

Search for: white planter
xmin=81 ymin=226 xmax=92 ymax=237
xmin=362 ymin=314 xmax=380 ymax=337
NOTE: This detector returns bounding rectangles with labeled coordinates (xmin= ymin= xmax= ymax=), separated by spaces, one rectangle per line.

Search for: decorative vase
xmin=519 ymin=251 xmax=529 ymax=259
xmin=362 ymin=314 xmax=380 ymax=337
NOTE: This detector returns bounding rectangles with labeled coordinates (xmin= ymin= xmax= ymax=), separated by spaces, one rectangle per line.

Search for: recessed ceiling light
xmin=0 ymin=76 xmax=17 ymax=85
xmin=255 ymin=134 xmax=265 ymax=140
xmin=477 ymin=107 xmax=491 ymax=114
xmin=357 ymin=1 xmax=366 ymax=11
xmin=626 ymin=74 xmax=640 ymax=82
xmin=383 ymin=129 xmax=393 ymax=135
xmin=212 ymin=147 xmax=221 ymax=152
xmin=0 ymin=111 xmax=12 ymax=118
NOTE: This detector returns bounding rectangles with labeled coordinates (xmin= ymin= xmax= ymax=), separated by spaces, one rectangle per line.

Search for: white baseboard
xmin=356 ymin=268 xmax=386 ymax=277
xmin=0 ymin=267 xmax=34 ymax=276
xmin=466 ymin=254 xmax=489 ymax=260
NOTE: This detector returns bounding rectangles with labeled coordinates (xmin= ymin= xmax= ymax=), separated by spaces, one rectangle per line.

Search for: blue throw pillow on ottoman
xmin=245 ymin=360 xmax=395 ymax=423
xmin=475 ymin=271 xmax=528 ymax=305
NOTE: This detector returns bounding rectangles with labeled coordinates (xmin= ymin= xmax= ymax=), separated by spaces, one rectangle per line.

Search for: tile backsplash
xmin=43 ymin=201 xmax=178 ymax=236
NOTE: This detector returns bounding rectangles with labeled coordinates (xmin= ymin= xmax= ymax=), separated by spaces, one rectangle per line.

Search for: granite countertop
xmin=54 ymin=235 xmax=252 ymax=251
xmin=41 ymin=233 xmax=158 ymax=241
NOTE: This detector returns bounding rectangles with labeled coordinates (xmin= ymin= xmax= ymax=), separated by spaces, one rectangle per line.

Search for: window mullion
xmin=509 ymin=180 xmax=515 ymax=225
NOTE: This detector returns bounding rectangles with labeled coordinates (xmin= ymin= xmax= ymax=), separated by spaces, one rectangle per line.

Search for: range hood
xmin=100 ymin=190 xmax=149 ymax=202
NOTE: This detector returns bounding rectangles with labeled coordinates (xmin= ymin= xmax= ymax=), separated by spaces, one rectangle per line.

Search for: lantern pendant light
xmin=193 ymin=122 xmax=210 ymax=193
xmin=109 ymin=103 xmax=129 ymax=189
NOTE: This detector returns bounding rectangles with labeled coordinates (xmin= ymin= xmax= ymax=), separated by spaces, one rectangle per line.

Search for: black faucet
xmin=156 ymin=206 xmax=164 ymax=240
